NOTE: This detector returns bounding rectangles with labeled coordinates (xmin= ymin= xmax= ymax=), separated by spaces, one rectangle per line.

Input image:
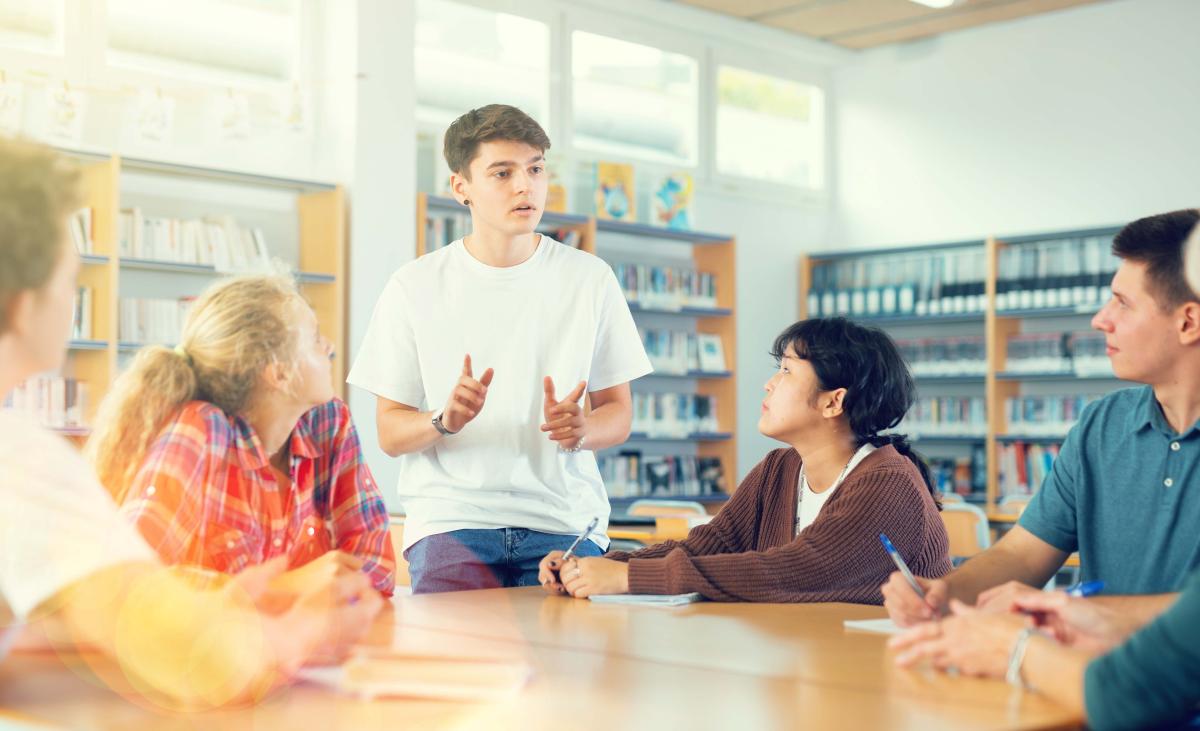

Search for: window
xmin=716 ymin=65 xmax=825 ymax=190
xmin=106 ymin=0 xmax=301 ymax=85
xmin=0 ymin=0 xmax=63 ymax=54
xmin=414 ymin=0 xmax=551 ymax=130
xmin=571 ymin=31 xmax=698 ymax=166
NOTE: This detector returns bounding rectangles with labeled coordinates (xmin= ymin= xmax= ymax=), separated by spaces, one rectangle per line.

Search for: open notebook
xmin=297 ymin=652 xmax=534 ymax=702
xmin=589 ymin=593 xmax=704 ymax=607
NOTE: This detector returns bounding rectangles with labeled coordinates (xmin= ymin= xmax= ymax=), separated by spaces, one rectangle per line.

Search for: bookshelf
xmin=6 ymin=152 xmax=347 ymax=443
xmin=415 ymin=193 xmax=738 ymax=509
xmin=800 ymin=226 xmax=1126 ymax=524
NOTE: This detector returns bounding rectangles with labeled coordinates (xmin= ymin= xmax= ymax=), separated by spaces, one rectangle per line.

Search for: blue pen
xmin=879 ymin=533 xmax=924 ymax=599
xmin=1065 ymin=580 xmax=1104 ymax=598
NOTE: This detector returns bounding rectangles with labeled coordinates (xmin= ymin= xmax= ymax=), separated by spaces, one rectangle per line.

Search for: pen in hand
xmin=552 ymin=516 xmax=599 ymax=589
xmin=879 ymin=533 xmax=925 ymax=599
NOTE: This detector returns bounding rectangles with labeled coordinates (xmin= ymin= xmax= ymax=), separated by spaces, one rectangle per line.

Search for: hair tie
xmin=173 ymin=344 xmax=192 ymax=365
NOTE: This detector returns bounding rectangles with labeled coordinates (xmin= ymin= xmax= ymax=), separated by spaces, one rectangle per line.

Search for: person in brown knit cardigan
xmin=538 ymin=317 xmax=952 ymax=603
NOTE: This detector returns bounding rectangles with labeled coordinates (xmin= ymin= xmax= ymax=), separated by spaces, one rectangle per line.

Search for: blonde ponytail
xmin=88 ymin=275 xmax=307 ymax=501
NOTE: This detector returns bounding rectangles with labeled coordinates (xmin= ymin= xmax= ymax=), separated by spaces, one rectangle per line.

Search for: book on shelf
xmin=3 ymin=375 xmax=88 ymax=430
xmin=807 ymin=245 xmax=986 ymax=319
xmin=69 ymin=207 xmax=93 ymax=255
xmin=1004 ymin=395 xmax=1101 ymax=437
xmin=651 ymin=171 xmax=693 ymax=231
xmin=424 ymin=211 xmax=469 ymax=252
xmin=118 ymin=209 xmax=272 ymax=273
xmin=896 ymin=336 xmax=986 ymax=378
xmin=71 ymin=286 xmax=93 ymax=340
xmin=594 ymin=161 xmax=635 ymax=222
xmin=119 ymin=297 xmax=195 ymax=346
xmin=599 ymin=452 xmax=724 ymax=499
xmin=640 ymin=327 xmax=726 ymax=375
xmin=696 ymin=334 xmax=725 ymax=373
xmin=541 ymin=226 xmax=582 ymax=249
xmin=899 ymin=396 xmax=987 ymax=439
xmin=631 ymin=393 xmax=719 ymax=438
xmin=615 ymin=263 xmax=717 ymax=311
xmin=995 ymin=235 xmax=1120 ymax=312
xmin=926 ymin=444 xmax=987 ymax=501
xmin=998 ymin=441 xmax=1061 ymax=498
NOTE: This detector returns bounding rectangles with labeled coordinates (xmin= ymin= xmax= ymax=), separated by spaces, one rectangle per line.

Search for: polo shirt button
xmin=145 ymin=485 xmax=156 ymax=497
xmin=1172 ymin=442 xmax=1181 ymax=451
xmin=273 ymin=538 xmax=283 ymax=547
xmin=307 ymin=526 xmax=316 ymax=536
xmin=226 ymin=540 xmax=235 ymax=549
xmin=1164 ymin=478 xmax=1174 ymax=487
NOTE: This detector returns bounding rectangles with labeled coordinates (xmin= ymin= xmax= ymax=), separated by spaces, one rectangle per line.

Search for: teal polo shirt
xmin=1020 ymin=385 xmax=1200 ymax=594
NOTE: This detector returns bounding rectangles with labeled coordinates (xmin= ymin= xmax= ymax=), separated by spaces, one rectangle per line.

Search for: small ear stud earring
xmin=463 ymin=199 xmax=471 ymax=206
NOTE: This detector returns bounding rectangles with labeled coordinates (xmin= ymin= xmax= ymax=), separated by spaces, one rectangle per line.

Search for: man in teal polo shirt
xmin=882 ymin=209 xmax=1200 ymax=627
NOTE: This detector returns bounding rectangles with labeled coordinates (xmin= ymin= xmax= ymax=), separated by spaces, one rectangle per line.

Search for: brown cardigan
xmin=606 ymin=445 xmax=952 ymax=604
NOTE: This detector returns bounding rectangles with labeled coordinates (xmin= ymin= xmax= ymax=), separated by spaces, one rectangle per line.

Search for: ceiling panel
xmin=669 ymin=0 xmax=1113 ymax=49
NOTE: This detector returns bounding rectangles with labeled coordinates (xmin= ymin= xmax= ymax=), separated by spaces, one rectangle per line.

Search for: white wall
xmin=347 ymin=0 xmax=417 ymax=507
xmin=692 ymin=193 xmax=827 ymax=479
xmin=830 ymin=0 xmax=1200 ymax=249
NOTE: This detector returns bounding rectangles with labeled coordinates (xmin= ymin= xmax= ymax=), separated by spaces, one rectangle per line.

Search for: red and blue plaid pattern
xmin=119 ymin=398 xmax=395 ymax=595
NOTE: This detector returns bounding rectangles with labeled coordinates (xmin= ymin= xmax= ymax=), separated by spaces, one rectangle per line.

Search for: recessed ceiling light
xmin=909 ymin=0 xmax=956 ymax=8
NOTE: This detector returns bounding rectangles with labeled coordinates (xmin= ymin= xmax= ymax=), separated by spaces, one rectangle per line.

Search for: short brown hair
xmin=443 ymin=104 xmax=551 ymax=179
xmin=1112 ymin=209 xmax=1200 ymax=310
xmin=0 ymin=137 xmax=81 ymax=332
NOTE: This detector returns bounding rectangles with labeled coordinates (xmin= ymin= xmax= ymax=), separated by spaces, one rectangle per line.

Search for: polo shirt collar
xmin=1132 ymin=386 xmax=1200 ymax=438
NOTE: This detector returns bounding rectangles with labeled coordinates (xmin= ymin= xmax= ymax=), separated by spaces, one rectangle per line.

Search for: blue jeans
xmin=405 ymin=528 xmax=603 ymax=594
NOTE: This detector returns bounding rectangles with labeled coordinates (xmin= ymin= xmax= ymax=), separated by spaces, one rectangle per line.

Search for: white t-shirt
xmin=348 ymin=237 xmax=652 ymax=552
xmin=0 ymin=411 xmax=155 ymax=659
xmin=795 ymin=443 xmax=876 ymax=536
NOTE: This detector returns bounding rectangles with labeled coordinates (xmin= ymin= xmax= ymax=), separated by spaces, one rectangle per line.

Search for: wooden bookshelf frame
xmin=51 ymin=153 xmax=347 ymax=443
xmin=417 ymin=192 xmax=738 ymax=505
xmin=799 ymin=226 xmax=1123 ymax=524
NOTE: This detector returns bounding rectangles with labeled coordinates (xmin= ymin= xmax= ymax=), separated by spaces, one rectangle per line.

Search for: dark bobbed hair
xmin=770 ymin=317 xmax=939 ymax=509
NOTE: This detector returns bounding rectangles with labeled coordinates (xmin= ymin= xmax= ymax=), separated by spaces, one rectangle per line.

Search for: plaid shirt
xmin=119 ymin=398 xmax=395 ymax=595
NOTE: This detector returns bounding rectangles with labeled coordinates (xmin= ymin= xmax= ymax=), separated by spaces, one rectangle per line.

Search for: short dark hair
xmin=770 ymin=317 xmax=938 ymax=506
xmin=443 ymin=104 xmax=551 ymax=180
xmin=1112 ymin=209 xmax=1200 ymax=309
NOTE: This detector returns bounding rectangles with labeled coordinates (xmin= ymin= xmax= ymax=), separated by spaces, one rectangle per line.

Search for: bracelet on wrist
xmin=1005 ymin=626 xmax=1038 ymax=691
xmin=559 ymin=435 xmax=587 ymax=453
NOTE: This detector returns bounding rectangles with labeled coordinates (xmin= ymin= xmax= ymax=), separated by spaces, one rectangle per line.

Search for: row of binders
xmin=1004 ymin=332 xmax=1112 ymax=376
xmin=3 ymin=376 xmax=88 ymax=430
xmin=119 ymin=297 xmax=194 ymax=346
xmin=896 ymin=337 xmax=987 ymax=378
xmin=615 ymin=264 xmax=718 ymax=311
xmin=807 ymin=247 xmax=987 ymax=318
xmin=631 ymin=393 xmax=719 ymax=438
xmin=996 ymin=235 xmax=1120 ymax=312
xmin=640 ymin=327 xmax=727 ymax=375
xmin=1004 ymin=395 xmax=1101 ymax=436
xmin=599 ymin=453 xmax=725 ymax=499
xmin=118 ymin=209 xmax=272 ymax=273
xmin=899 ymin=396 xmax=988 ymax=439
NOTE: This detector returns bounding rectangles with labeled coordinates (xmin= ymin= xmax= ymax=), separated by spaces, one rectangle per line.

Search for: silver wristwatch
xmin=431 ymin=411 xmax=457 ymax=436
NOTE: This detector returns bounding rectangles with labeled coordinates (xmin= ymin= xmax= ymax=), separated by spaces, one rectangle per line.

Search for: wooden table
xmin=0 ymin=588 xmax=1083 ymax=731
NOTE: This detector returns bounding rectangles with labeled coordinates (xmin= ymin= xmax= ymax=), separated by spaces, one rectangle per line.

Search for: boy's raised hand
xmin=541 ymin=377 xmax=587 ymax=449
xmin=441 ymin=354 xmax=494 ymax=433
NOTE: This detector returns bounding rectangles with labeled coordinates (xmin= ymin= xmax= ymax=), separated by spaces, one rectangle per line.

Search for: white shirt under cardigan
xmin=348 ymin=236 xmax=652 ymax=553
xmin=795 ymin=443 xmax=876 ymax=536
xmin=0 ymin=411 xmax=155 ymax=660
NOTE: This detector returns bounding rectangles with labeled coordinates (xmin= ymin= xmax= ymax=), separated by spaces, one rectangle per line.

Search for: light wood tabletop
xmin=0 ymin=588 xmax=1083 ymax=731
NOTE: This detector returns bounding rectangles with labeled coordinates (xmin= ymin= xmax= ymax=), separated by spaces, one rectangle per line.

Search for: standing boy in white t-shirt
xmin=348 ymin=104 xmax=651 ymax=593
